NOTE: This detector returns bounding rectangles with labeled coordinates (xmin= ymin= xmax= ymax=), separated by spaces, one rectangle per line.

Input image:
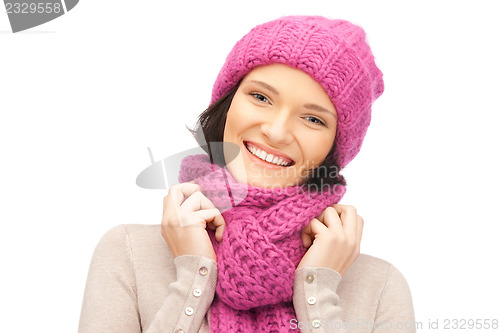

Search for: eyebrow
xmin=247 ymin=80 xmax=280 ymax=95
xmin=304 ymin=103 xmax=337 ymax=119
xmin=246 ymin=80 xmax=337 ymax=119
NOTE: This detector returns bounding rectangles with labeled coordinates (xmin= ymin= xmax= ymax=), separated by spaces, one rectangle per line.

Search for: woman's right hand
xmin=161 ymin=182 xmax=225 ymax=261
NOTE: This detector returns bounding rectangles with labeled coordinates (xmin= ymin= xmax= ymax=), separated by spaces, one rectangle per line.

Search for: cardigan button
xmin=185 ymin=307 xmax=194 ymax=316
xmin=193 ymin=288 xmax=202 ymax=297
xmin=312 ymin=319 xmax=321 ymax=328
xmin=175 ymin=329 xmax=185 ymax=333
xmin=305 ymin=274 xmax=314 ymax=283
xmin=307 ymin=296 xmax=317 ymax=305
xmin=199 ymin=266 xmax=208 ymax=276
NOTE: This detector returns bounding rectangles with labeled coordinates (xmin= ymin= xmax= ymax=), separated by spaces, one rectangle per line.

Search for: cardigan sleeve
xmin=146 ymin=255 xmax=217 ymax=333
xmin=78 ymin=225 xmax=217 ymax=333
xmin=292 ymin=264 xmax=415 ymax=333
xmin=292 ymin=266 xmax=346 ymax=332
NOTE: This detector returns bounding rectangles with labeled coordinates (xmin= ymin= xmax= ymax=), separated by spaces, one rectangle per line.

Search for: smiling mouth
xmin=244 ymin=141 xmax=295 ymax=167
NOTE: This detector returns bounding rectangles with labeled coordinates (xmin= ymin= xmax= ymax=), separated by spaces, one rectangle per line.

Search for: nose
xmin=260 ymin=110 xmax=294 ymax=146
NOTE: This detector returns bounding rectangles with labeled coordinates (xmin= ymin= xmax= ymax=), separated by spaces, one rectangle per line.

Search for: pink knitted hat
xmin=210 ymin=15 xmax=384 ymax=169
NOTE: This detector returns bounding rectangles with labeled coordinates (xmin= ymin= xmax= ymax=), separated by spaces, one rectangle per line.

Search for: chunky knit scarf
xmin=178 ymin=154 xmax=346 ymax=332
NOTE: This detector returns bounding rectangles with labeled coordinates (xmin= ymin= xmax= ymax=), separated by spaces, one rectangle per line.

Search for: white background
xmin=1 ymin=0 xmax=499 ymax=331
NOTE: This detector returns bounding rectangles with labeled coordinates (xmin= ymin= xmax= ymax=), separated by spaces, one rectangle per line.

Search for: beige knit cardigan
xmin=78 ymin=224 xmax=415 ymax=333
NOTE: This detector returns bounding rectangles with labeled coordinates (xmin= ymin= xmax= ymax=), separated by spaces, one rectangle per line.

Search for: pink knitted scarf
xmin=179 ymin=154 xmax=346 ymax=332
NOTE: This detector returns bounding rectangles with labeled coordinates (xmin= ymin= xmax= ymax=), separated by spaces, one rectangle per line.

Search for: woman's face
xmin=223 ymin=63 xmax=338 ymax=188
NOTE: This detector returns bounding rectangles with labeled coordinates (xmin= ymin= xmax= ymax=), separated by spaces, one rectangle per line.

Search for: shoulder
xmin=344 ymin=253 xmax=410 ymax=287
xmin=97 ymin=224 xmax=164 ymax=248
xmin=338 ymin=253 xmax=412 ymax=308
xmin=99 ymin=223 xmax=162 ymax=240
xmin=343 ymin=254 xmax=415 ymax=323
xmin=348 ymin=253 xmax=395 ymax=276
xmin=94 ymin=224 xmax=173 ymax=266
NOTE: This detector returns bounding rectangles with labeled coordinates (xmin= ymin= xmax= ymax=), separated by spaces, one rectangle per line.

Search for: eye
xmin=250 ymin=92 xmax=270 ymax=104
xmin=305 ymin=116 xmax=327 ymax=126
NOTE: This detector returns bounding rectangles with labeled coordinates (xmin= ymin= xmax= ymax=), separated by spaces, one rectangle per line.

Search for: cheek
xmin=303 ymin=133 xmax=335 ymax=164
xmin=223 ymin=109 xmax=236 ymax=140
xmin=224 ymin=98 xmax=259 ymax=141
xmin=228 ymin=97 xmax=249 ymax=120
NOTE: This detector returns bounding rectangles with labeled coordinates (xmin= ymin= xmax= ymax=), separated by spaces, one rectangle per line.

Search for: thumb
xmin=310 ymin=218 xmax=326 ymax=234
xmin=300 ymin=224 xmax=312 ymax=249
xmin=306 ymin=218 xmax=329 ymax=242
xmin=301 ymin=218 xmax=320 ymax=248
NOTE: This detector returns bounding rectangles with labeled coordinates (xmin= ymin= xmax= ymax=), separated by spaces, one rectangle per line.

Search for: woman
xmin=78 ymin=15 xmax=415 ymax=332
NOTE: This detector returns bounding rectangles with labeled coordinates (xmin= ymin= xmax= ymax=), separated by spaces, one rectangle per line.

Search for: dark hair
xmin=189 ymin=82 xmax=346 ymax=188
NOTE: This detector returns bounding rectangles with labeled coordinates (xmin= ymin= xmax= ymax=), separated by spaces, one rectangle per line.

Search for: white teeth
xmin=246 ymin=143 xmax=291 ymax=166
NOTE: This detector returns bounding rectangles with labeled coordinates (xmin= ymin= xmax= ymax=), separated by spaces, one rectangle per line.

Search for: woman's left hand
xmin=297 ymin=204 xmax=363 ymax=276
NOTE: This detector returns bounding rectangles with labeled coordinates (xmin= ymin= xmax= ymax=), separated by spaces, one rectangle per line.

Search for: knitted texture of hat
xmin=210 ymin=15 xmax=384 ymax=169
xmin=179 ymin=154 xmax=346 ymax=332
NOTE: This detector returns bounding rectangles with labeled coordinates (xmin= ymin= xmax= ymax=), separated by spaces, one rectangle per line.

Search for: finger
xmin=194 ymin=208 xmax=225 ymax=228
xmin=301 ymin=219 xmax=321 ymax=248
xmin=191 ymin=208 xmax=223 ymax=224
xmin=317 ymin=207 xmax=328 ymax=222
xmin=179 ymin=192 xmax=225 ymax=226
xmin=308 ymin=218 xmax=328 ymax=236
xmin=178 ymin=192 xmax=210 ymax=218
xmin=163 ymin=183 xmax=202 ymax=221
xmin=332 ymin=204 xmax=358 ymax=240
xmin=320 ymin=207 xmax=344 ymax=234
xmin=169 ymin=183 xmax=202 ymax=207
xmin=215 ymin=223 xmax=225 ymax=242
xmin=193 ymin=208 xmax=226 ymax=242
xmin=180 ymin=191 xmax=218 ymax=212
xmin=301 ymin=222 xmax=312 ymax=241
xmin=301 ymin=225 xmax=313 ymax=248
xmin=317 ymin=210 xmax=325 ymax=222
